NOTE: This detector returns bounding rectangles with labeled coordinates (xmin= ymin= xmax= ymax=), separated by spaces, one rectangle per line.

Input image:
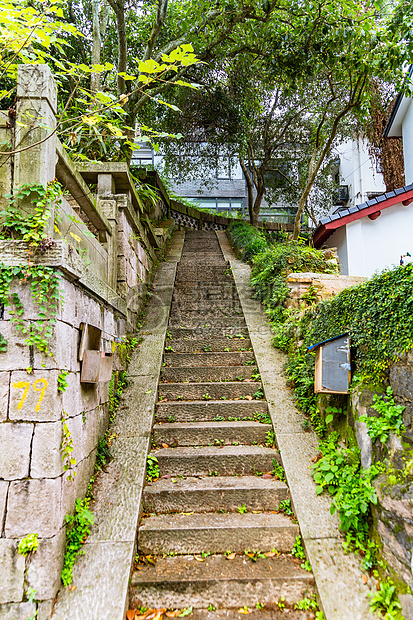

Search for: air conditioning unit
xmin=333 ymin=185 xmax=349 ymax=205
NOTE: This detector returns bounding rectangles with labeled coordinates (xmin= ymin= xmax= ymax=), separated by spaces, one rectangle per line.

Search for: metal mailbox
xmin=79 ymin=323 xmax=113 ymax=383
xmin=308 ymin=333 xmax=351 ymax=394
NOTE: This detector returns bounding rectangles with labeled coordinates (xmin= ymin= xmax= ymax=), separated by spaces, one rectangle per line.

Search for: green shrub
xmin=306 ymin=264 xmax=413 ymax=383
xmin=227 ymin=220 xmax=268 ymax=262
xmin=359 ymin=387 xmax=405 ymax=444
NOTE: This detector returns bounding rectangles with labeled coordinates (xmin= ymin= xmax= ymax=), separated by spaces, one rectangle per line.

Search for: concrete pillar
xmin=98 ymin=193 xmax=119 ymax=290
xmin=13 ymin=64 xmax=58 ymax=234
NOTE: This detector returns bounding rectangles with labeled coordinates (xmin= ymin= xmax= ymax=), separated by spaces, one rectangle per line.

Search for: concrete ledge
xmin=217 ymin=231 xmax=374 ymax=620
xmin=50 ymin=233 xmax=183 ymax=620
xmin=0 ymin=240 xmax=127 ymax=317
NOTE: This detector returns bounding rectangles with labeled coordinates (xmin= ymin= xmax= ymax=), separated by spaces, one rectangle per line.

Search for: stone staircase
xmin=129 ymin=231 xmax=315 ymax=616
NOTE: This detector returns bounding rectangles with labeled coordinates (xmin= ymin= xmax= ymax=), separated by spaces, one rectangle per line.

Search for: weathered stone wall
xmin=286 ymin=271 xmax=367 ymax=308
xmin=0 ymin=275 xmax=121 ymax=606
xmin=0 ymin=64 xmax=171 ymax=615
xmin=350 ymin=355 xmax=413 ymax=590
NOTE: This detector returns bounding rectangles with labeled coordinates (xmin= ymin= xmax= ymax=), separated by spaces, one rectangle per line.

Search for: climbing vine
xmin=0 ymin=263 xmax=62 ymax=356
xmin=1 ymin=180 xmax=62 ymax=248
xmin=61 ymin=412 xmax=77 ymax=482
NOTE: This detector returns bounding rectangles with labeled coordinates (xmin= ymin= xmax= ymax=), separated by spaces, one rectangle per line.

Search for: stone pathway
xmin=129 ymin=232 xmax=315 ymax=617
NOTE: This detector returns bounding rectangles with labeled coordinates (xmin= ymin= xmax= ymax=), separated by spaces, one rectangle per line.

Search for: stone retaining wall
xmin=0 ymin=65 xmax=171 ymax=615
xmin=346 ymin=356 xmax=413 ymax=590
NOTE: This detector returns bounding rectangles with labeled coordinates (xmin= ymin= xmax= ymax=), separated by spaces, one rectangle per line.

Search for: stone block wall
xmin=117 ymin=201 xmax=152 ymax=317
xmin=350 ymin=353 xmax=413 ymax=590
xmin=286 ymin=271 xmax=367 ymax=308
xmin=0 ymin=273 xmax=125 ymax=609
xmin=0 ymin=64 xmax=172 ymax=616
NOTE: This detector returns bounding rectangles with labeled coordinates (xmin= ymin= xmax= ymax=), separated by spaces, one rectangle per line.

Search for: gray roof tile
xmin=376 ymin=194 xmax=386 ymax=203
xmin=395 ymin=188 xmax=405 ymax=195
xmin=330 ymin=213 xmax=341 ymax=221
xmin=320 ymin=216 xmax=331 ymax=225
xmin=348 ymin=205 xmax=359 ymax=213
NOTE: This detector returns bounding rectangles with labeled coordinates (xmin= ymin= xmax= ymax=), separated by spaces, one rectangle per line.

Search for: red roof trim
xmin=313 ymin=188 xmax=413 ymax=248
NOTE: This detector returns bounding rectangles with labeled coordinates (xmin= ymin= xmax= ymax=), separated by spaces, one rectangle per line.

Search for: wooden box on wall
xmin=79 ymin=323 xmax=113 ymax=383
xmin=309 ymin=334 xmax=351 ymax=394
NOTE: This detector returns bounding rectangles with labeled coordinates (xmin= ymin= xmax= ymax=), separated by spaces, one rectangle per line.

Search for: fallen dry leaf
xmin=182 ymin=512 xmax=194 ymax=515
xmin=238 ymin=608 xmax=249 ymax=614
xmin=162 ymin=443 xmax=169 ymax=448
xmin=245 ymin=395 xmax=253 ymax=400
xmin=264 ymin=551 xmax=277 ymax=557
xmin=251 ymin=511 xmax=261 ymax=514
xmin=165 ymin=611 xmax=181 ymax=617
xmin=262 ymin=474 xmax=272 ymax=479
xmin=194 ymin=556 xmax=205 ymax=562
xmin=126 ymin=611 xmax=136 ymax=620
xmin=362 ymin=574 xmax=368 ymax=585
xmin=226 ymin=553 xmax=236 ymax=560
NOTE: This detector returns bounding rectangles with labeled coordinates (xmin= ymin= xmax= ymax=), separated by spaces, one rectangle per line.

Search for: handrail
xmin=75 ymin=161 xmax=160 ymax=248
xmin=55 ymin=141 xmax=112 ymax=236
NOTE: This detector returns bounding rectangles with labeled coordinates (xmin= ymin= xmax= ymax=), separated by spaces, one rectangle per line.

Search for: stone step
xmin=178 ymin=258 xmax=227 ymax=265
xmin=171 ymin=300 xmax=242 ymax=311
xmin=175 ymin=266 xmax=232 ymax=280
xmin=168 ymin=317 xmax=246 ymax=329
xmin=173 ymin=282 xmax=237 ymax=294
xmin=156 ymin=400 xmax=267 ymax=423
xmin=161 ymin=366 xmax=259 ymax=383
xmin=169 ymin=307 xmax=244 ymax=320
xmin=164 ymin=351 xmax=254 ymax=368
xmin=158 ymin=381 xmax=261 ymax=401
xmin=153 ymin=420 xmax=269 ymax=447
xmin=167 ymin=327 xmax=249 ymax=339
xmin=138 ymin=512 xmax=299 ymax=555
xmin=129 ymin=554 xmax=314 ymax=609
xmin=143 ymin=475 xmax=290 ymax=514
xmin=173 ymin=292 xmax=239 ymax=303
xmin=153 ymin=445 xmax=281 ymax=476
xmin=167 ymin=338 xmax=252 ymax=353
xmin=189 ymin=610 xmax=310 ymax=620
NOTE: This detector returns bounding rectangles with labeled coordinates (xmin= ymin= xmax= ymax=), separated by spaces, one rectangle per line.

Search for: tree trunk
xmin=239 ymin=157 xmax=255 ymax=224
xmin=293 ymin=104 xmax=354 ymax=240
xmin=251 ymin=178 xmax=265 ymax=227
xmin=91 ymin=0 xmax=101 ymax=93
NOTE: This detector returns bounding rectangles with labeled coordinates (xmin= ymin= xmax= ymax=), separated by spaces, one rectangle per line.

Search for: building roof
xmin=308 ymin=333 xmax=348 ymax=352
xmin=313 ymin=182 xmax=413 ymax=248
xmin=383 ymin=65 xmax=413 ymax=138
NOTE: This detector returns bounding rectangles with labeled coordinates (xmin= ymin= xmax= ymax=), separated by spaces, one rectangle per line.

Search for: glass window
xmin=230 ymin=162 xmax=243 ymax=180
xmin=217 ymin=159 xmax=230 ymax=179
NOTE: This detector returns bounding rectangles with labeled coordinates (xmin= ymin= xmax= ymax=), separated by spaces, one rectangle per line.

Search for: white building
xmin=333 ymin=138 xmax=386 ymax=209
xmin=313 ymin=94 xmax=413 ymax=277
